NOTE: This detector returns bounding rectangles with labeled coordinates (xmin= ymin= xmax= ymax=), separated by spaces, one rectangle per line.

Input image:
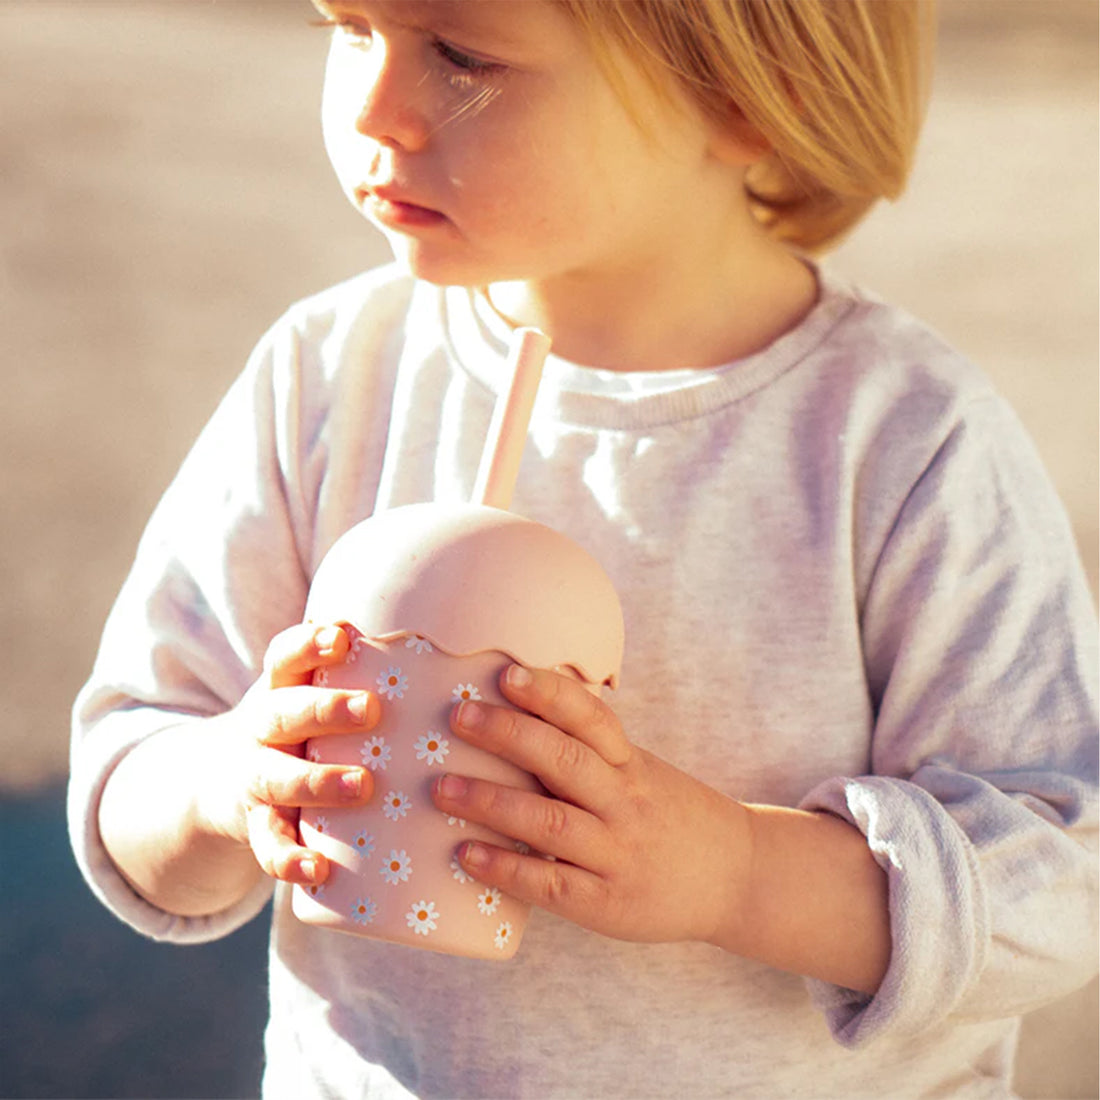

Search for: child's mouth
xmin=359 ymin=186 xmax=447 ymax=230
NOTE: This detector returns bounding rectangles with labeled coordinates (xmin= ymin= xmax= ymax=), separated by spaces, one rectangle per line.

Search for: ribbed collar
xmin=439 ymin=264 xmax=859 ymax=431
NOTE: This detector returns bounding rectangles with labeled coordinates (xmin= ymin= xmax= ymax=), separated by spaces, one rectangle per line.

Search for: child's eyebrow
xmin=313 ymin=0 xmax=530 ymax=52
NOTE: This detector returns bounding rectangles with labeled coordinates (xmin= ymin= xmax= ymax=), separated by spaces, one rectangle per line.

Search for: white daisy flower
xmin=414 ymin=732 xmax=450 ymax=766
xmin=360 ymin=736 xmax=391 ymax=771
xmin=376 ymin=666 xmax=408 ymax=700
xmin=450 ymin=855 xmax=474 ymax=885
xmin=306 ymin=742 xmax=322 ymax=763
xmin=446 ymin=815 xmax=467 ymax=828
xmin=380 ymin=849 xmax=413 ymax=885
xmin=404 ymin=635 xmax=433 ymax=655
xmin=514 ymin=840 xmax=531 ymax=855
xmin=312 ymin=815 xmax=331 ymax=836
xmin=451 ymin=682 xmax=482 ymax=703
xmin=494 ymin=921 xmax=514 ymax=951
xmin=314 ymin=668 xmax=329 ymax=687
xmin=352 ymin=831 xmax=375 ymax=858
xmin=406 ymin=900 xmax=440 ymax=936
xmin=351 ymin=897 xmax=377 ymax=925
xmin=382 ymin=790 xmax=412 ymax=821
xmin=347 ymin=631 xmax=369 ymax=662
xmin=304 ymin=881 xmax=326 ymax=900
xmin=477 ymin=888 xmax=502 ymax=916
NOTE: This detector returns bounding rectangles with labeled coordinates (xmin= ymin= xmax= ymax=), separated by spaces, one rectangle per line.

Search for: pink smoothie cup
xmin=291 ymin=330 xmax=624 ymax=959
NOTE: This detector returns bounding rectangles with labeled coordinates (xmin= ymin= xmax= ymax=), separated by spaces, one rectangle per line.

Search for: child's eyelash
xmin=433 ymin=39 xmax=505 ymax=79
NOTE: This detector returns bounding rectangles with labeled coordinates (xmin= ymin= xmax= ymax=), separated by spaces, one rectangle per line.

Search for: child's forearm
xmin=98 ymin=719 xmax=264 ymax=918
xmin=711 ymin=803 xmax=891 ymax=994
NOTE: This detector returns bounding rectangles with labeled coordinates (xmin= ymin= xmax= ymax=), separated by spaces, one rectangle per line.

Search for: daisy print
xmin=405 ymin=635 xmax=433 ymax=655
xmin=376 ymin=666 xmax=408 ymax=701
xmin=450 ymin=854 xmax=474 ymax=885
xmin=477 ymin=887 xmax=503 ymax=916
xmin=406 ymin=900 xmax=440 ymax=936
xmin=382 ymin=790 xmax=412 ymax=821
xmin=352 ymin=830 xmax=375 ymax=858
xmin=446 ymin=815 xmax=467 ymax=828
xmin=304 ymin=881 xmax=326 ymax=901
xmin=380 ymin=849 xmax=413 ymax=885
xmin=414 ymin=732 xmax=450 ymax=766
xmin=361 ymin=736 xmax=391 ymax=772
xmin=306 ymin=742 xmax=322 ymax=763
xmin=311 ymin=815 xmax=331 ymax=836
xmin=351 ymin=897 xmax=377 ymax=925
xmin=452 ymin=683 xmax=481 ymax=703
xmin=494 ymin=921 xmax=514 ymax=952
xmin=314 ymin=667 xmax=329 ymax=687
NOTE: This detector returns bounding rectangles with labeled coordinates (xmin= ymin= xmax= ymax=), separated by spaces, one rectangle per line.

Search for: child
xmin=70 ymin=1 xmax=1098 ymax=1096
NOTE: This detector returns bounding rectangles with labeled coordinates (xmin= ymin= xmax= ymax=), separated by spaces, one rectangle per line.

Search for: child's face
xmin=317 ymin=0 xmax=742 ymax=294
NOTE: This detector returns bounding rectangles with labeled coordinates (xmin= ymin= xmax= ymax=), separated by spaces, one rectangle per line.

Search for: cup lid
xmin=306 ymin=503 xmax=623 ymax=688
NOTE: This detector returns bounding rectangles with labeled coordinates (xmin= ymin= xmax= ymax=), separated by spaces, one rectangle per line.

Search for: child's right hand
xmin=197 ymin=622 xmax=380 ymax=889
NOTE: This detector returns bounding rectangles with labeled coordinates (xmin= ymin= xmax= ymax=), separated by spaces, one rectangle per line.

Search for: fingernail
xmin=436 ymin=774 xmax=468 ymax=799
xmin=348 ymin=693 xmax=372 ymax=723
xmin=506 ymin=664 xmax=532 ymax=688
xmin=300 ymin=858 xmax=319 ymax=882
xmin=339 ymin=770 xmax=363 ymax=799
xmin=457 ymin=700 xmax=484 ymax=730
xmin=462 ymin=842 xmax=488 ymax=869
xmin=315 ymin=625 xmax=341 ymax=655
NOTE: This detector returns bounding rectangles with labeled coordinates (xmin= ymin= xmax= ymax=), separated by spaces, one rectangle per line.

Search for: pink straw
xmin=473 ymin=327 xmax=552 ymax=510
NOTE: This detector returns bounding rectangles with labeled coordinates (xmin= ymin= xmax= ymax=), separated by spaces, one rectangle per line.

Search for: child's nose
xmin=354 ymin=40 xmax=430 ymax=152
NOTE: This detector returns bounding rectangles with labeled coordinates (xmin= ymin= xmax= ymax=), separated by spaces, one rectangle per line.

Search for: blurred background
xmin=1 ymin=1 xmax=1095 ymax=1096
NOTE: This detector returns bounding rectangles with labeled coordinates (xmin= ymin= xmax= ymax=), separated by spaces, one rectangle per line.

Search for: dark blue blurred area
xmin=0 ymin=787 xmax=269 ymax=1100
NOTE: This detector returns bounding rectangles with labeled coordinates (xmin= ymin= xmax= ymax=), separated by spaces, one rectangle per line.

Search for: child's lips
xmin=358 ymin=185 xmax=447 ymax=229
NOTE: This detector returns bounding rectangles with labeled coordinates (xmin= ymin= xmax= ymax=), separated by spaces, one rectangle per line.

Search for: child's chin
xmin=384 ymin=240 xmax=501 ymax=290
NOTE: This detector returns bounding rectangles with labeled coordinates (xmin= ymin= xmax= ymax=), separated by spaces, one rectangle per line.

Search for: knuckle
xmin=248 ymin=769 xmax=281 ymax=808
xmin=264 ymin=707 xmax=296 ymax=746
xmin=541 ymin=862 xmax=573 ymax=909
xmin=540 ymin=798 xmax=571 ymax=842
xmin=549 ymin=732 xmax=586 ymax=777
xmin=311 ymin=695 xmax=333 ymax=729
xmin=304 ymin=764 xmax=343 ymax=802
xmin=580 ymin=688 xmax=610 ymax=734
xmin=496 ymin=706 xmax=525 ymax=750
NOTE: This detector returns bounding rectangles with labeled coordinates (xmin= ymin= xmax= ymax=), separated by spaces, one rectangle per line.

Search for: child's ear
xmin=708 ymin=103 xmax=772 ymax=166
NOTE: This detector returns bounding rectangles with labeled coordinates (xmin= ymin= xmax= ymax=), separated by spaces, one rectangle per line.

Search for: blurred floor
xmin=1 ymin=1 xmax=1095 ymax=1097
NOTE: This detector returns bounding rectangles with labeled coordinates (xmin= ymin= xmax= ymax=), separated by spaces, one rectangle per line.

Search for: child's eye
xmin=433 ymin=38 xmax=505 ymax=79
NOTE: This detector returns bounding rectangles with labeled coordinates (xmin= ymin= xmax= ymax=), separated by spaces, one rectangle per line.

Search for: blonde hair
xmin=555 ymin=0 xmax=936 ymax=253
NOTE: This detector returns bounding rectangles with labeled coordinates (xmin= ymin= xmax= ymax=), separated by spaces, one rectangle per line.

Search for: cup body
xmin=291 ymin=629 xmax=537 ymax=959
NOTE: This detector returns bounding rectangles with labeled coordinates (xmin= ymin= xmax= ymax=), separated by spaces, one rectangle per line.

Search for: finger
xmin=246 ymin=745 xmax=373 ymax=808
xmin=451 ymin=697 xmax=619 ymax=814
xmin=432 ymin=773 xmax=607 ymax=870
xmin=247 ymin=803 xmax=329 ymax=885
xmin=260 ymin=684 xmax=380 ymax=747
xmin=499 ymin=665 xmax=631 ymax=767
xmin=263 ymin=622 xmax=351 ymax=689
xmin=457 ymin=838 xmax=608 ymax=927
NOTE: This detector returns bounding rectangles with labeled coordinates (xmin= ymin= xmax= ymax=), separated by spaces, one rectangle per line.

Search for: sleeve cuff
xmin=799 ymin=776 xmax=988 ymax=1047
xmin=67 ymin=712 xmax=275 ymax=945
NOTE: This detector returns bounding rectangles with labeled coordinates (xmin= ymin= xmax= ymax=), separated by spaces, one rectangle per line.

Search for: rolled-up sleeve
xmin=802 ymin=398 xmax=1099 ymax=1046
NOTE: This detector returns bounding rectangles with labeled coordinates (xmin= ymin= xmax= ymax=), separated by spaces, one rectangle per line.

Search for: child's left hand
xmin=431 ymin=664 xmax=751 ymax=947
